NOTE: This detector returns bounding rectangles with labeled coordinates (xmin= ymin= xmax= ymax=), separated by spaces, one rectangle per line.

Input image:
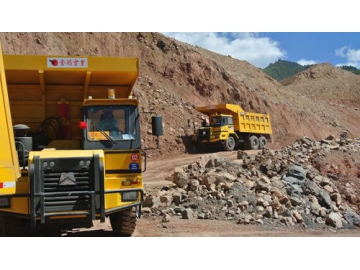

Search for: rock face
xmin=142 ymin=136 xmax=360 ymax=230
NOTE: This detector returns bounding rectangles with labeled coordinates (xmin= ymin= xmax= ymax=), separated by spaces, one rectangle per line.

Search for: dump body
xmin=0 ymin=44 xmax=20 ymax=196
xmin=3 ymin=54 xmax=139 ymax=136
xmin=0 ymin=48 xmax=158 ymax=236
xmin=193 ymin=103 xmax=272 ymax=151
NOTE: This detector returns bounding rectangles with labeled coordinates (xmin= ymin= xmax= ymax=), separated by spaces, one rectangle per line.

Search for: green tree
xmin=262 ymin=60 xmax=312 ymax=81
xmin=340 ymin=65 xmax=360 ymax=75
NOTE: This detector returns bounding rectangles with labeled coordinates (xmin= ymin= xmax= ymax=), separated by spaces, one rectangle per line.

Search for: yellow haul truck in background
xmin=192 ymin=104 xmax=272 ymax=151
xmin=0 ymin=45 xmax=163 ymax=236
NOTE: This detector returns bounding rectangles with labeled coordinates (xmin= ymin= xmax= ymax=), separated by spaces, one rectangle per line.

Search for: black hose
xmin=37 ymin=116 xmax=63 ymax=140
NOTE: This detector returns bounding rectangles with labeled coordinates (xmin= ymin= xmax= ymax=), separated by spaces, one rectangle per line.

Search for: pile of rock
xmin=142 ymin=136 xmax=360 ymax=229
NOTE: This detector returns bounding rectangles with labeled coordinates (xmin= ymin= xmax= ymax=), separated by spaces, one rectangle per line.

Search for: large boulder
xmin=282 ymin=164 xmax=306 ymax=194
xmin=325 ymin=212 xmax=343 ymax=228
xmin=343 ymin=207 xmax=360 ymax=227
xmin=318 ymin=189 xmax=333 ymax=209
xmin=172 ymin=167 xmax=189 ymax=188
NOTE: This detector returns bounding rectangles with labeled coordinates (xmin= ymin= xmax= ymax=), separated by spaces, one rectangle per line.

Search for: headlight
xmin=122 ymin=191 xmax=138 ymax=202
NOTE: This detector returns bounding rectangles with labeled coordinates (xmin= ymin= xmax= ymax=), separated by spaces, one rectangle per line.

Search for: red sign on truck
xmin=47 ymin=58 xmax=88 ymax=68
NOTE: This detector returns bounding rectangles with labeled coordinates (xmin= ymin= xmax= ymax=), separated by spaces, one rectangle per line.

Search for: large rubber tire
xmin=110 ymin=207 xmax=137 ymax=237
xmin=0 ymin=214 xmax=32 ymax=237
xmin=248 ymin=135 xmax=260 ymax=150
xmin=223 ymin=136 xmax=236 ymax=151
xmin=259 ymin=136 xmax=268 ymax=149
xmin=0 ymin=214 xmax=5 ymax=237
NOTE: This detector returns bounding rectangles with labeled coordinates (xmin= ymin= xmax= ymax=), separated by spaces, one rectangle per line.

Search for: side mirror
xmin=152 ymin=116 xmax=163 ymax=136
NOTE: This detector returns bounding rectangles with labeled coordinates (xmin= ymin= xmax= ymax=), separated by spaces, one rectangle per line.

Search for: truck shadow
xmin=61 ymin=229 xmax=116 ymax=237
xmin=180 ymin=135 xmax=219 ymax=154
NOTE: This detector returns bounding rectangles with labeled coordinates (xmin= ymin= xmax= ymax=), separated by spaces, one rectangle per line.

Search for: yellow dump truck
xmin=0 ymin=44 xmax=163 ymax=236
xmin=192 ymin=104 xmax=272 ymax=151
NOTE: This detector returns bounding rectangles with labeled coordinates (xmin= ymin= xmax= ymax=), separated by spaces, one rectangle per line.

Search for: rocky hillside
xmin=0 ymin=32 xmax=359 ymax=158
xmin=281 ymin=63 xmax=360 ymax=140
xmin=142 ymin=136 xmax=360 ymax=229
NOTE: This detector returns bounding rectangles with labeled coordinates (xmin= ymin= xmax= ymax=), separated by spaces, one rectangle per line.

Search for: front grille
xmin=30 ymin=155 xmax=104 ymax=226
xmin=197 ymin=128 xmax=210 ymax=141
xmin=43 ymin=170 xmax=92 ymax=212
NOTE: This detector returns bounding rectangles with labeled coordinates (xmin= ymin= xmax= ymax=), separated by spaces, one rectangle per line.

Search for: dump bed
xmin=197 ymin=104 xmax=245 ymax=116
xmin=0 ymin=45 xmax=20 ymax=195
xmin=3 ymin=55 xmax=139 ymax=139
xmin=197 ymin=103 xmax=272 ymax=135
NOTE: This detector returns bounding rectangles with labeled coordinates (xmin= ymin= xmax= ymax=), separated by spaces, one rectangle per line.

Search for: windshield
xmin=210 ymin=116 xmax=233 ymax=127
xmin=86 ymin=105 xmax=138 ymax=141
xmin=210 ymin=116 xmax=221 ymax=126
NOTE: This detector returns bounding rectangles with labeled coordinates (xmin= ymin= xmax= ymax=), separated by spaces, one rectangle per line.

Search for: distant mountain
xmin=262 ymin=60 xmax=312 ymax=81
xmin=263 ymin=60 xmax=360 ymax=81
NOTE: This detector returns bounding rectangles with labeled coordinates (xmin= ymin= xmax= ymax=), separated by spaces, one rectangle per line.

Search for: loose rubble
xmin=142 ymin=136 xmax=360 ymax=230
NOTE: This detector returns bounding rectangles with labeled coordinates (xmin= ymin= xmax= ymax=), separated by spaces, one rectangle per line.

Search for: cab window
xmin=222 ymin=117 xmax=233 ymax=125
xmin=210 ymin=116 xmax=221 ymax=126
xmin=86 ymin=105 xmax=138 ymax=141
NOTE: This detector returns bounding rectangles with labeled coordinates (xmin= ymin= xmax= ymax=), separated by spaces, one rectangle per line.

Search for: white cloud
xmin=335 ymin=46 xmax=360 ymax=68
xmin=335 ymin=47 xmax=347 ymax=58
xmin=162 ymin=32 xmax=286 ymax=68
xmin=297 ymin=59 xmax=317 ymax=66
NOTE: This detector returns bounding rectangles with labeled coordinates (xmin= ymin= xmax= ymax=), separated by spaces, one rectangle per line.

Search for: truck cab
xmin=194 ymin=113 xmax=236 ymax=151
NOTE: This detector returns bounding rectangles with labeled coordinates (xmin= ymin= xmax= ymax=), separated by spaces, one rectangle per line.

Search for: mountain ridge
xmin=262 ymin=59 xmax=360 ymax=81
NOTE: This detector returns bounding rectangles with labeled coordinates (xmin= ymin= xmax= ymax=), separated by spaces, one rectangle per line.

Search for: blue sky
xmin=2 ymin=2 xmax=359 ymax=71
xmin=162 ymin=32 xmax=360 ymax=69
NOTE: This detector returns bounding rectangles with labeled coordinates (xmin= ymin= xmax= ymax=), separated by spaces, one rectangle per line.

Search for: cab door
xmin=0 ymin=43 xmax=19 ymax=195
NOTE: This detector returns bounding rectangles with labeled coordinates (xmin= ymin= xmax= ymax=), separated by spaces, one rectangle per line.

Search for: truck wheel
xmin=259 ymin=136 xmax=267 ymax=149
xmin=0 ymin=214 xmax=31 ymax=236
xmin=248 ymin=135 xmax=259 ymax=150
xmin=110 ymin=207 xmax=137 ymax=237
xmin=0 ymin=214 xmax=5 ymax=237
xmin=223 ymin=136 xmax=236 ymax=151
